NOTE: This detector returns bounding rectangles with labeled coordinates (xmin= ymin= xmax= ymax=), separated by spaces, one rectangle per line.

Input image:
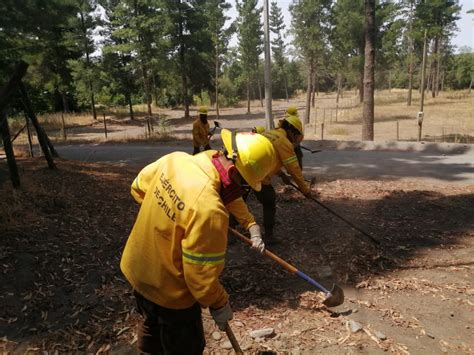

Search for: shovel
xmin=229 ymin=227 xmax=344 ymax=307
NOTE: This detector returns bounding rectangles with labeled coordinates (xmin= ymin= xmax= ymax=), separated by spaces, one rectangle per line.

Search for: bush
xmin=157 ymin=94 xmax=177 ymax=108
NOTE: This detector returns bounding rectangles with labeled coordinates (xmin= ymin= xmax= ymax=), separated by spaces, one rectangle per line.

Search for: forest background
xmin=0 ymin=0 xmax=472 ymax=128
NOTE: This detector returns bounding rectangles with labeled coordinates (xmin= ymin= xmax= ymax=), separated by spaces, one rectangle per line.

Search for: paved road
xmin=56 ymin=140 xmax=474 ymax=185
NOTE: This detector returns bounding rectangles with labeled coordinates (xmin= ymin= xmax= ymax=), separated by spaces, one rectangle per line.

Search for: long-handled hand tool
xmin=229 ymin=227 xmax=344 ymax=307
xmin=209 ymin=121 xmax=221 ymax=136
xmin=300 ymin=145 xmax=321 ymax=154
xmin=225 ymin=322 xmax=243 ymax=354
xmin=288 ymin=182 xmax=380 ymax=245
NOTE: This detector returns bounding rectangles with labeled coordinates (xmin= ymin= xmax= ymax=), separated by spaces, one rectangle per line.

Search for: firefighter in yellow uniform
xmin=120 ymin=129 xmax=276 ymax=354
xmin=285 ymin=106 xmax=304 ymax=168
xmin=258 ymin=114 xmax=311 ymax=244
xmin=192 ymin=106 xmax=211 ymax=155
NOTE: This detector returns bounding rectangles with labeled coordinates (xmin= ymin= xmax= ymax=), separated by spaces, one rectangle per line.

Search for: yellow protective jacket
xmin=122 ymin=151 xmax=255 ymax=310
xmin=192 ymin=119 xmax=210 ymax=147
xmin=261 ymin=128 xmax=310 ymax=194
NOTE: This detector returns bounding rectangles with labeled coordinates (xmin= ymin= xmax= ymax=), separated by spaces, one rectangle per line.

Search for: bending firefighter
xmin=192 ymin=106 xmax=212 ymax=155
xmin=257 ymin=113 xmax=312 ymax=244
xmin=120 ymin=129 xmax=276 ymax=354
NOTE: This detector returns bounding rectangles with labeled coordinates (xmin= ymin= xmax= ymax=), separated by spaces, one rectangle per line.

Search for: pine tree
xmin=203 ymin=0 xmax=235 ymax=118
xmin=415 ymin=0 xmax=461 ymax=97
xmin=290 ymin=0 xmax=331 ymax=123
xmin=362 ymin=0 xmax=375 ymax=141
xmin=269 ymin=1 xmax=289 ymax=101
xmin=236 ymin=0 xmax=263 ymax=113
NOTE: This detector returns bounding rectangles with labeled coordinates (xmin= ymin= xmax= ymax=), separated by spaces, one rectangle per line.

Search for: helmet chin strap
xmin=225 ymin=131 xmax=239 ymax=163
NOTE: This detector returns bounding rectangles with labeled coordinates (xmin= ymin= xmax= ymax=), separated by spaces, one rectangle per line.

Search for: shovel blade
xmin=214 ymin=121 xmax=220 ymax=127
xmin=322 ymin=284 xmax=344 ymax=307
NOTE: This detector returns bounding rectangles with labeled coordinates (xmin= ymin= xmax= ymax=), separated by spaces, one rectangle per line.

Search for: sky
xmin=228 ymin=0 xmax=474 ymax=53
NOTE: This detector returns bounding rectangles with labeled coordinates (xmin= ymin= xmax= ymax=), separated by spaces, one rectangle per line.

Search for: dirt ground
xmin=1 ymin=156 xmax=473 ymax=354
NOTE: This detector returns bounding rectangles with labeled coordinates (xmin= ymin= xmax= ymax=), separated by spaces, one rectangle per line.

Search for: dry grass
xmin=39 ymin=112 xmax=96 ymax=129
xmin=4 ymin=89 xmax=473 ymax=146
xmin=308 ymin=89 xmax=474 ymax=142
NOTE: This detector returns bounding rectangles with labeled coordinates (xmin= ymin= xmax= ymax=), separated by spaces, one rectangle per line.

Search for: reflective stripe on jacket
xmin=192 ymin=119 xmax=210 ymax=147
xmin=261 ymin=128 xmax=309 ymax=194
xmin=122 ymin=151 xmax=229 ymax=310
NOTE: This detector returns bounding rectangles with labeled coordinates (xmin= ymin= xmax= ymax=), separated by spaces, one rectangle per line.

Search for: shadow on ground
xmin=1 ymin=158 xmax=473 ymax=352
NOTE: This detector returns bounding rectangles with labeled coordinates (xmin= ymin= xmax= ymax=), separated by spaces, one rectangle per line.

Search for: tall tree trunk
xmin=142 ymin=63 xmax=152 ymax=116
xmin=469 ymin=78 xmax=473 ymax=94
xmin=362 ymin=0 xmax=375 ymax=141
xmin=441 ymin=71 xmax=446 ymax=92
xmin=283 ymin=69 xmax=289 ymax=102
xmin=435 ymin=39 xmax=442 ymax=96
xmin=304 ymin=60 xmax=313 ymax=124
xmin=407 ymin=61 xmax=414 ymax=106
xmin=311 ymin=70 xmax=316 ymax=108
xmin=152 ymin=74 xmax=159 ymax=106
xmin=431 ymin=36 xmax=439 ymax=98
xmin=61 ymin=91 xmax=70 ymax=113
xmin=256 ymin=63 xmax=263 ymax=108
xmin=315 ymin=71 xmax=319 ymax=96
xmin=388 ymin=70 xmax=392 ymax=92
xmin=178 ymin=2 xmax=189 ymax=119
xmin=407 ymin=0 xmax=414 ymax=106
xmin=247 ymin=80 xmax=251 ymax=113
xmin=215 ymin=45 xmax=220 ymax=119
xmin=127 ymin=92 xmax=134 ymax=120
xmin=80 ymin=11 xmax=97 ymax=120
xmin=336 ymin=73 xmax=342 ymax=104
xmin=89 ymin=82 xmax=97 ymax=119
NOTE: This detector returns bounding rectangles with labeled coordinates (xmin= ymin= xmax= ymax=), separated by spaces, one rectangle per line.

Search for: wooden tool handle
xmin=225 ymin=322 xmax=243 ymax=354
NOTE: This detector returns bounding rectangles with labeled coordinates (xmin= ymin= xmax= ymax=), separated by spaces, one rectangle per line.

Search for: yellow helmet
xmin=286 ymin=106 xmax=298 ymax=116
xmin=221 ymin=129 xmax=276 ymax=191
xmin=285 ymin=115 xmax=303 ymax=135
xmin=253 ymin=125 xmax=266 ymax=134
xmin=198 ymin=106 xmax=208 ymax=115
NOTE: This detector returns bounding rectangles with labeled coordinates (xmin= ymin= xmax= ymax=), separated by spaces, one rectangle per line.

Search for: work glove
xmin=279 ymin=172 xmax=292 ymax=186
xmin=249 ymin=224 xmax=265 ymax=254
xmin=210 ymin=301 xmax=233 ymax=331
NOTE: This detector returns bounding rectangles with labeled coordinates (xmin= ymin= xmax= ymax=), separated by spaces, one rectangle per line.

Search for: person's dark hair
xmin=281 ymin=120 xmax=299 ymax=136
xmin=199 ymin=113 xmax=208 ymax=120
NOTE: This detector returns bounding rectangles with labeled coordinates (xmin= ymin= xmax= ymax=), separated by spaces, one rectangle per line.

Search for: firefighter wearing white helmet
xmin=121 ymin=129 xmax=276 ymax=353
xmin=257 ymin=113 xmax=311 ymax=244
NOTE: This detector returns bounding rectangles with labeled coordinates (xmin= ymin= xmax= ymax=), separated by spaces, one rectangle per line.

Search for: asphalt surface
xmin=55 ymin=140 xmax=474 ymax=185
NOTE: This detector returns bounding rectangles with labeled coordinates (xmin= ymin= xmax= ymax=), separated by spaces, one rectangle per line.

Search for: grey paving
xmin=56 ymin=140 xmax=474 ymax=185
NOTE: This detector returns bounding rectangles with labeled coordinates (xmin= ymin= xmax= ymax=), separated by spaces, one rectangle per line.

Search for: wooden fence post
xmin=321 ymin=123 xmax=324 ymax=140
